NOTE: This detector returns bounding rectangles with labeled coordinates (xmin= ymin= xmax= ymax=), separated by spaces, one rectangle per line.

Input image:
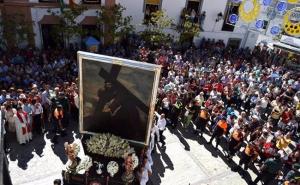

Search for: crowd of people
xmin=0 ymin=48 xmax=79 ymax=149
xmin=148 ymin=39 xmax=300 ymax=185
xmin=1 ymin=37 xmax=300 ymax=185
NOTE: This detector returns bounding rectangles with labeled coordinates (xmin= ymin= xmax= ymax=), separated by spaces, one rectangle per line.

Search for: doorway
xmin=41 ymin=24 xmax=63 ymax=49
xmin=227 ymin=38 xmax=241 ymax=49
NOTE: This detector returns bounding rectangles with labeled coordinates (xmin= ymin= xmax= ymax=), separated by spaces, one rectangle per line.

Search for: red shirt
xmin=213 ymin=83 xmax=223 ymax=93
xmin=203 ymin=84 xmax=212 ymax=92
xmin=282 ymin=111 xmax=293 ymax=124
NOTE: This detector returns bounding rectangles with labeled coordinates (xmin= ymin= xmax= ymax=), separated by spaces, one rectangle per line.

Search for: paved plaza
xmin=6 ymin=122 xmax=260 ymax=185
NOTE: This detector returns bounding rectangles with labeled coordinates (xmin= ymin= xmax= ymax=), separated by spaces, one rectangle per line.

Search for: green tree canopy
xmin=141 ymin=10 xmax=174 ymax=47
xmin=95 ymin=4 xmax=134 ymax=45
xmin=0 ymin=13 xmax=34 ymax=49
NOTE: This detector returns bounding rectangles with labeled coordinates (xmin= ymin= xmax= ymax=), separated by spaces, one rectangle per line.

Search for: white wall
xmin=117 ymin=0 xmax=144 ymax=32
xmin=31 ymin=7 xmax=100 ymax=48
xmin=194 ymin=31 xmax=244 ymax=46
xmin=162 ymin=0 xmax=185 ymax=26
xmin=201 ymin=0 xmax=228 ymax=32
xmin=31 ymin=7 xmax=61 ymax=48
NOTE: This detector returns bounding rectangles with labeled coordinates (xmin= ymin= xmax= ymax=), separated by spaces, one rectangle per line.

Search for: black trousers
xmin=159 ymin=130 xmax=165 ymax=145
xmin=196 ymin=117 xmax=208 ymax=136
xmin=228 ymin=139 xmax=239 ymax=156
xmin=253 ymin=170 xmax=276 ymax=184
xmin=239 ymin=152 xmax=251 ymax=170
xmin=209 ymin=127 xmax=223 ymax=147
xmin=33 ymin=114 xmax=42 ymax=134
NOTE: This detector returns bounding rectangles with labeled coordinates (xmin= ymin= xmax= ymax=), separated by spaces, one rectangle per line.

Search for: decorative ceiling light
xmin=255 ymin=19 xmax=265 ymax=29
xmin=239 ymin=0 xmax=261 ymax=23
xmin=276 ymin=1 xmax=288 ymax=13
xmin=270 ymin=25 xmax=281 ymax=35
xmin=229 ymin=14 xmax=239 ymax=24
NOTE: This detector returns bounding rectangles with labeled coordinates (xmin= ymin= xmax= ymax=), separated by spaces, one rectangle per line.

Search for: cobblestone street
xmin=6 ymin=122 xmax=258 ymax=185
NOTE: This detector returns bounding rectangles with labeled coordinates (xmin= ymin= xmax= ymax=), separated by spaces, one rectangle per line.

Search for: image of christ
xmin=82 ymin=58 xmax=155 ymax=143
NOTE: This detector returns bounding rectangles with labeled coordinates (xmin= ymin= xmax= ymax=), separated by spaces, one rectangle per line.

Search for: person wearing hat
xmin=14 ymin=106 xmax=32 ymax=145
xmin=208 ymin=116 xmax=228 ymax=148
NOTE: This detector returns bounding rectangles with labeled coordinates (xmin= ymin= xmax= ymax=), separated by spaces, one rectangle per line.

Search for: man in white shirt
xmin=155 ymin=112 xmax=166 ymax=146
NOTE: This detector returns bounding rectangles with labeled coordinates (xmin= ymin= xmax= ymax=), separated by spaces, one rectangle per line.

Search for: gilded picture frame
xmin=78 ymin=51 xmax=161 ymax=146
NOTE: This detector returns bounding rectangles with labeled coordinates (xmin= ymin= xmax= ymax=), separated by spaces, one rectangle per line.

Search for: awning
xmin=85 ymin=36 xmax=100 ymax=47
xmin=80 ymin=16 xmax=97 ymax=25
xmin=145 ymin=0 xmax=160 ymax=5
xmin=39 ymin=15 xmax=60 ymax=25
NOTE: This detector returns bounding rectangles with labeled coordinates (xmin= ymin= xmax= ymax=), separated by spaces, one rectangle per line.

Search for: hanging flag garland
xmin=283 ymin=7 xmax=300 ymax=37
xmin=255 ymin=19 xmax=264 ymax=29
xmin=239 ymin=0 xmax=261 ymax=23
xmin=263 ymin=0 xmax=272 ymax=6
xmin=270 ymin=25 xmax=281 ymax=35
xmin=229 ymin=14 xmax=239 ymax=24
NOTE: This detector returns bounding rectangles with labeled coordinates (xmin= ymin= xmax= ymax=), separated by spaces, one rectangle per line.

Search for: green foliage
xmin=0 ymin=13 xmax=34 ymax=48
xmin=48 ymin=5 xmax=87 ymax=47
xmin=142 ymin=10 xmax=174 ymax=46
xmin=95 ymin=4 xmax=134 ymax=45
xmin=178 ymin=16 xmax=201 ymax=44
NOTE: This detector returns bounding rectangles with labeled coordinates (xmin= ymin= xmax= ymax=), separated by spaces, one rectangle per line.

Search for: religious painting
xmin=78 ymin=51 xmax=161 ymax=145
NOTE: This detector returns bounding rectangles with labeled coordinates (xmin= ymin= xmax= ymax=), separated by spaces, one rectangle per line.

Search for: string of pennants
xmin=228 ymin=0 xmax=300 ymax=37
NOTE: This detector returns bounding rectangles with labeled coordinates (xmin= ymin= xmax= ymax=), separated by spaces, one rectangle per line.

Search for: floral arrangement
xmin=107 ymin=161 xmax=119 ymax=177
xmin=85 ymin=133 xmax=133 ymax=158
xmin=75 ymin=156 xmax=93 ymax=174
xmin=131 ymin=153 xmax=139 ymax=169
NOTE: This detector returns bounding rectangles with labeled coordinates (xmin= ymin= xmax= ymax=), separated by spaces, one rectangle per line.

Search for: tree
xmin=0 ymin=13 xmax=34 ymax=49
xmin=48 ymin=5 xmax=87 ymax=48
xmin=95 ymin=4 xmax=134 ymax=45
xmin=178 ymin=15 xmax=201 ymax=47
xmin=141 ymin=10 xmax=174 ymax=47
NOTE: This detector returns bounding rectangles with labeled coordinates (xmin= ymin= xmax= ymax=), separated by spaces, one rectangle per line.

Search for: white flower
xmin=85 ymin=133 xmax=134 ymax=158
xmin=107 ymin=161 xmax=119 ymax=177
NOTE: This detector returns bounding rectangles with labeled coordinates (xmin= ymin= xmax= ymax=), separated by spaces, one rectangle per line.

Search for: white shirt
xmin=31 ymin=103 xmax=43 ymax=115
xmin=155 ymin=112 xmax=166 ymax=131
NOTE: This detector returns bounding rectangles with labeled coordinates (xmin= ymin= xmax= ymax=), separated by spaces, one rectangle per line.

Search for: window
xmin=186 ymin=0 xmax=203 ymax=15
xmin=263 ymin=20 xmax=268 ymax=29
xmin=222 ymin=1 xmax=240 ymax=32
xmin=82 ymin=0 xmax=101 ymax=4
xmin=143 ymin=0 xmax=161 ymax=24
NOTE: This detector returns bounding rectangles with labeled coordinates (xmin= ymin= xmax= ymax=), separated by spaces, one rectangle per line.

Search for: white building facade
xmin=2 ymin=0 xmax=294 ymax=49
